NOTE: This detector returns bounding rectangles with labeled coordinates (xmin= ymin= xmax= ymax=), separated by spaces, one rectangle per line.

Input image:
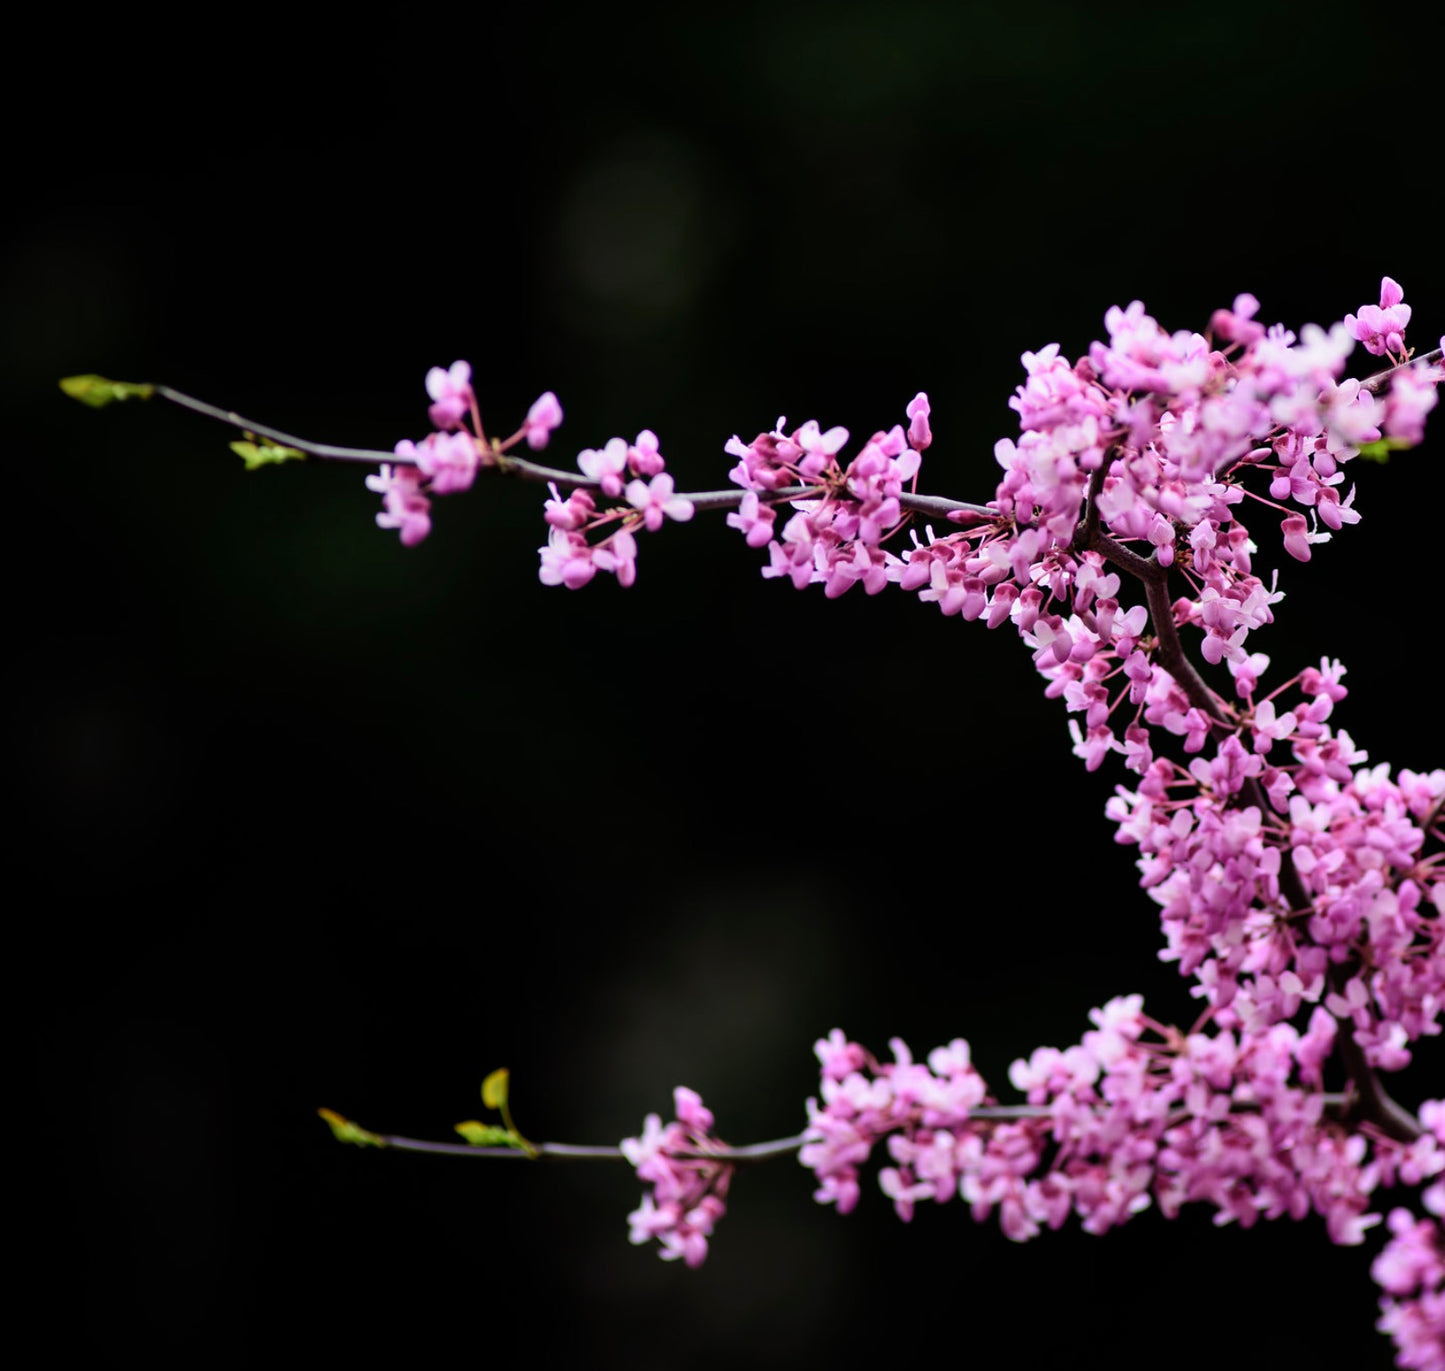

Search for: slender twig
xmin=152 ymin=384 xmax=996 ymax=522
xmin=156 ymin=386 xmax=396 ymax=464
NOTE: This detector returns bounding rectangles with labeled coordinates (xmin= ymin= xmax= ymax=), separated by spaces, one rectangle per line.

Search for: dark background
xmin=12 ymin=3 xmax=1442 ymax=1365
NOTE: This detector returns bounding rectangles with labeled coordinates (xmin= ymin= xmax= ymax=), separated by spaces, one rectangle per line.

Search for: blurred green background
xmin=11 ymin=2 xmax=1442 ymax=1364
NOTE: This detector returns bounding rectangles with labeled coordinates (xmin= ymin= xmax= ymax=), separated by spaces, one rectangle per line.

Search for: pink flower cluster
xmin=799 ymin=1003 xmax=1441 ymax=1251
xmin=621 ymin=1087 xmax=734 ymax=1267
xmin=800 ymin=1028 xmax=986 ymax=1219
xmin=368 ymin=361 xmax=564 ymax=546
xmin=537 ymin=430 xmax=694 ymax=590
xmin=1373 ymin=1101 xmax=1445 ymax=1369
xmin=1106 ymin=672 xmax=1445 ymax=1065
xmin=723 ymin=285 xmax=1443 ymax=1079
xmin=352 ymin=289 xmax=1440 ymax=1362
xmin=1346 ymin=277 xmax=1413 ymax=360
xmin=723 ymin=394 xmax=930 ymax=597
xmin=710 ymin=281 xmax=1441 ymax=1361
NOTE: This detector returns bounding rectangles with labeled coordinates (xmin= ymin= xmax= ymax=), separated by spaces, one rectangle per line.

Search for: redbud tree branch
xmin=150 ymin=384 xmax=995 ymax=523
xmin=324 ymin=1098 xmax=1360 ymax=1163
xmin=98 ymin=347 xmax=1442 ymax=1154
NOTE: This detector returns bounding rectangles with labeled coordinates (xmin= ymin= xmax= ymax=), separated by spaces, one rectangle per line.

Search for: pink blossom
xmin=1385 ymin=366 xmax=1440 ymax=446
xmin=577 ymin=437 xmax=630 ymax=497
xmin=725 ymin=490 xmax=776 ymax=548
xmin=1281 ymin=513 xmax=1313 ymax=563
xmin=906 ymin=392 xmax=932 ymax=450
xmin=401 ymin=431 xmax=479 ymax=495
xmin=425 ymin=360 xmax=474 ymax=430
xmin=365 ymin=463 xmax=432 ymax=547
xmin=629 ymin=429 xmax=667 ymax=476
xmin=626 ymin=473 xmax=695 ymax=531
xmin=1210 ymin=293 xmax=1265 ymax=346
xmin=524 ymin=391 xmax=564 ymax=450
xmin=622 ymin=1088 xmax=734 ymax=1267
xmin=543 ymin=481 xmax=595 ymax=531
xmin=1345 ymin=277 xmax=1412 ymax=358
xmin=794 ymin=420 xmax=849 ymax=477
xmin=537 ymin=526 xmax=598 ymax=589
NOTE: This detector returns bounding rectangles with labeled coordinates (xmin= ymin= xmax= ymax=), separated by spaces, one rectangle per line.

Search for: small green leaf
xmin=1356 ymin=436 xmax=1412 ymax=463
xmin=230 ymin=438 xmax=306 ymax=470
xmin=317 ymin=1108 xmax=386 ymax=1148
xmin=454 ymin=1120 xmax=524 ymax=1148
xmin=59 ymin=374 xmax=156 ymax=408
xmin=482 ymin=1068 xmax=510 ymax=1111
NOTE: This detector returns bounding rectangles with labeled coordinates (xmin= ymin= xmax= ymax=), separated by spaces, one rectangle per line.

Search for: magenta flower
xmin=425 ymin=360 xmax=474 ymax=430
xmin=626 ymin=473 xmax=695 ymax=531
xmin=906 ymin=392 xmax=932 ymax=450
xmin=622 ymin=1088 xmax=734 ymax=1267
xmin=1345 ymin=277 xmax=1412 ymax=358
xmin=577 ymin=438 xmax=630 ymax=497
xmin=537 ymin=526 xmax=598 ymax=589
xmin=542 ymin=480 xmax=596 ymax=531
xmin=725 ymin=490 xmax=776 ymax=548
xmin=405 ymin=431 xmax=479 ymax=495
xmin=794 ymin=420 xmax=849 ymax=478
xmin=1384 ymin=366 xmax=1440 ymax=445
xmin=365 ymin=464 xmax=431 ymax=547
xmin=524 ymin=391 xmax=564 ymax=450
xmin=629 ymin=429 xmax=666 ymax=476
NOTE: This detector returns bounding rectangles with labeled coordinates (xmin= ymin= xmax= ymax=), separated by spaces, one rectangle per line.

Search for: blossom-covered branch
xmin=66 ymin=277 xmax=1445 ymax=1364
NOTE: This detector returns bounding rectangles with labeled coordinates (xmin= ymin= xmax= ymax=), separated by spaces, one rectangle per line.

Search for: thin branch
xmin=156 ymin=386 xmax=395 ymax=464
xmin=152 ymin=384 xmax=995 ymax=522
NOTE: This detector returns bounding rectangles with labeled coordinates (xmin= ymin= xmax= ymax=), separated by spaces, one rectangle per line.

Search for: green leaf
xmin=481 ymin=1068 xmax=510 ymax=1111
xmin=317 ymin=1108 xmax=386 ymax=1148
xmin=59 ymin=374 xmax=155 ymax=408
xmin=230 ymin=438 xmax=306 ymax=470
xmin=455 ymin=1120 xmax=525 ymax=1148
xmin=1355 ymin=436 xmax=1412 ymax=464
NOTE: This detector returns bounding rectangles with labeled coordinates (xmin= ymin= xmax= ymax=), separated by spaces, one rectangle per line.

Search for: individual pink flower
xmin=524 ymin=391 xmax=564 ymax=450
xmin=815 ymin=1029 xmax=867 ymax=1082
xmin=404 ymin=431 xmax=479 ymax=494
xmin=593 ymin=528 xmax=638 ymax=588
xmin=425 ymin=360 xmax=474 ymax=430
xmin=1209 ymin=292 xmax=1266 ymax=346
xmin=537 ymin=526 xmax=597 ymax=589
xmin=626 ymin=473 xmax=695 ymax=531
xmin=366 ymin=464 xmax=432 ymax=547
xmin=629 ymin=429 xmax=667 ymax=476
xmin=1281 ymin=513 xmax=1313 ymax=563
xmin=577 ymin=438 xmax=630 ymax=497
xmin=725 ymin=490 xmax=776 ymax=548
xmin=906 ymin=392 xmax=932 ymax=450
xmin=543 ymin=480 xmax=596 ymax=531
xmin=794 ymin=420 xmax=849 ymax=477
xmin=1384 ymin=366 xmax=1440 ymax=445
xmin=1345 ymin=277 xmax=1412 ymax=358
